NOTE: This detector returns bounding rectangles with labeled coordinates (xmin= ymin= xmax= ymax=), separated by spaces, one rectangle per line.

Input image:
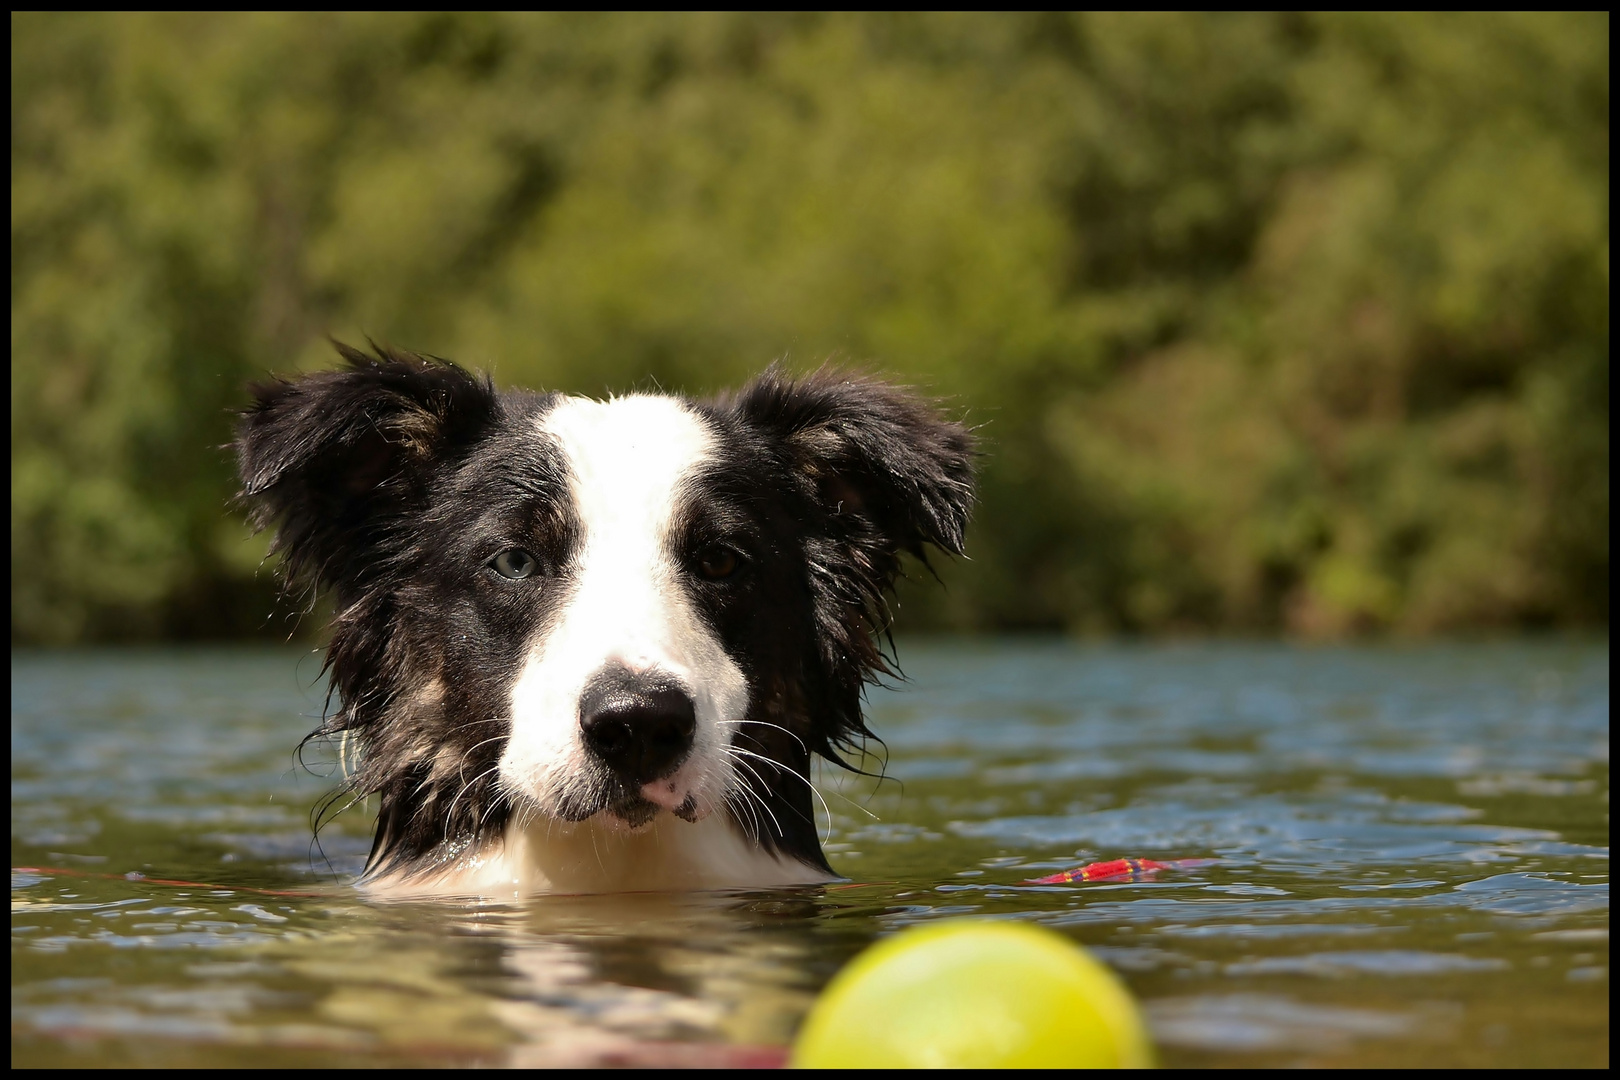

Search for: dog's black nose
xmin=578 ymin=666 xmax=696 ymax=783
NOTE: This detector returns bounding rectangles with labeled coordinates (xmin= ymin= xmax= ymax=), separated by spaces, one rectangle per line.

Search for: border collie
xmin=235 ymin=343 xmax=974 ymax=896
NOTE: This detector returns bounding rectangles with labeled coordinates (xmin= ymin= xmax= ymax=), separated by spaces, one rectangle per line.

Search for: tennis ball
xmin=791 ymin=919 xmax=1153 ymax=1069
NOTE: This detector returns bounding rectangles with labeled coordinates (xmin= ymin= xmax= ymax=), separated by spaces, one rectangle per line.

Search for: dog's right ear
xmin=234 ymin=341 xmax=499 ymax=593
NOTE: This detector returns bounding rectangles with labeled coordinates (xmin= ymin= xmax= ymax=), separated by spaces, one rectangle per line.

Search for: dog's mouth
xmin=598 ymin=793 xmax=657 ymax=827
xmin=555 ymin=778 xmax=701 ymax=827
xmin=604 ymin=791 xmax=701 ymax=826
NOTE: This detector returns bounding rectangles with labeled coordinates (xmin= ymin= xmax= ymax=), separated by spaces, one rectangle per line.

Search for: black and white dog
xmin=236 ymin=343 xmax=974 ymax=896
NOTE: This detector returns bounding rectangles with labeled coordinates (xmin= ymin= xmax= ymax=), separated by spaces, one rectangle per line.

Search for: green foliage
xmin=11 ymin=12 xmax=1608 ymax=643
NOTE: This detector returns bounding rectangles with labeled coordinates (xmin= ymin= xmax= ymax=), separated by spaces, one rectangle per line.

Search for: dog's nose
xmin=578 ymin=666 xmax=696 ymax=783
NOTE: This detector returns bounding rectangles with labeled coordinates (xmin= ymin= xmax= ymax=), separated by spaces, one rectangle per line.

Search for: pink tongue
xmin=639 ymin=778 xmax=686 ymax=811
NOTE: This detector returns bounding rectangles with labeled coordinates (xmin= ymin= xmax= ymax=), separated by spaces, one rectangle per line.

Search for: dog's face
xmin=236 ymin=344 xmax=973 ymax=880
xmin=498 ymin=395 xmax=741 ymax=828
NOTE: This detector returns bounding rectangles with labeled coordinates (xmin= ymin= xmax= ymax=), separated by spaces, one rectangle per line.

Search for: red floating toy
xmin=1021 ymin=857 xmax=1214 ymax=885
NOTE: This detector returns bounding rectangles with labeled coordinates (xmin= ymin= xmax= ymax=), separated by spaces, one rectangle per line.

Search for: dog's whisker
xmin=729 ymin=783 xmax=770 ymax=845
xmin=444 ymin=762 xmax=503 ymax=835
xmin=451 ymin=731 xmax=510 ymax=774
xmin=726 ymin=745 xmax=835 ymax=846
xmin=725 ymin=788 xmax=765 ymax=843
xmin=722 ymin=751 xmax=784 ymax=838
xmin=815 ymin=775 xmax=882 ymax=822
xmin=722 ymin=748 xmax=803 ymax=841
xmin=477 ymin=775 xmax=517 ymax=830
xmin=716 ymin=716 xmax=808 ymax=754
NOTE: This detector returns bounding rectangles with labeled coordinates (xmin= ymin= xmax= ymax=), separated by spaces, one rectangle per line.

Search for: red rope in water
xmin=1020 ymin=857 xmax=1216 ymax=884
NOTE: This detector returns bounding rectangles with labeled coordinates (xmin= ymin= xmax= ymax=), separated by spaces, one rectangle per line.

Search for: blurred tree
xmin=11 ymin=12 xmax=1608 ymax=643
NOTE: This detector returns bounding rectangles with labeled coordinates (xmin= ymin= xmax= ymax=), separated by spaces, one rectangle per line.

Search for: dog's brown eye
xmin=491 ymin=549 xmax=538 ymax=580
xmin=696 ymin=545 xmax=740 ymax=581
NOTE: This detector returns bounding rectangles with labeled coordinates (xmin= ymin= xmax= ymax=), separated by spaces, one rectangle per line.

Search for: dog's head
xmin=236 ymin=343 xmax=974 ymax=879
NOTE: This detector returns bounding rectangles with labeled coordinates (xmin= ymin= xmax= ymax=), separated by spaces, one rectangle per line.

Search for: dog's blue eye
xmin=491 ymin=549 xmax=538 ymax=580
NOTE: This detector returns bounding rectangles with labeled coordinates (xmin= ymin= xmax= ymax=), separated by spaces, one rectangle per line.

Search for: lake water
xmin=11 ymin=640 xmax=1609 ymax=1067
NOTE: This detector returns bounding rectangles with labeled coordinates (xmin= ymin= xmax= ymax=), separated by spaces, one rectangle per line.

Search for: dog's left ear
xmin=723 ymin=365 xmax=977 ymax=571
xmin=234 ymin=341 xmax=500 ymax=595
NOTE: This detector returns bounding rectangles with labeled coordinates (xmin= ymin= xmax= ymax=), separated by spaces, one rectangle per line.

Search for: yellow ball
xmin=791 ymin=919 xmax=1153 ymax=1069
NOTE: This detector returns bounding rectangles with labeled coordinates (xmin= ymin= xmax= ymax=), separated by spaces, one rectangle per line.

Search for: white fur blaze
xmin=498 ymin=394 xmax=748 ymax=833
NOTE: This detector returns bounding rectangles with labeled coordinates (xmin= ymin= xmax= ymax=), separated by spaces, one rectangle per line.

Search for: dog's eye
xmin=490 ymin=549 xmax=538 ymax=580
xmin=695 ymin=544 xmax=741 ymax=581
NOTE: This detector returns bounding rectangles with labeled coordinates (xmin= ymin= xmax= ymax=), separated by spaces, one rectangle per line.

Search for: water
xmin=11 ymin=640 xmax=1609 ymax=1068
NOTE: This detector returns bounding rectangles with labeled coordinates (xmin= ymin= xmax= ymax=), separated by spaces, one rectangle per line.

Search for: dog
xmin=235 ymin=342 xmax=974 ymax=896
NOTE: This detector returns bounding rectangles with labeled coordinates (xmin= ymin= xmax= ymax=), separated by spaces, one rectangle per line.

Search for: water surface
xmin=11 ymin=641 xmax=1609 ymax=1067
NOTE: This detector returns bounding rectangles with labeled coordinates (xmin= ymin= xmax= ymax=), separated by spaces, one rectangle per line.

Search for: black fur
xmin=694 ymin=368 xmax=975 ymax=867
xmin=236 ymin=343 xmax=975 ymax=884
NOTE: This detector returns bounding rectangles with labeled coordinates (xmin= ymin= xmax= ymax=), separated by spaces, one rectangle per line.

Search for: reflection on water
xmin=11 ymin=641 xmax=1609 ymax=1067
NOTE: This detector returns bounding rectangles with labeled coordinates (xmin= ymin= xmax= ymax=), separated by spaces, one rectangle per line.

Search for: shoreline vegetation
xmin=11 ymin=12 xmax=1608 ymax=644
